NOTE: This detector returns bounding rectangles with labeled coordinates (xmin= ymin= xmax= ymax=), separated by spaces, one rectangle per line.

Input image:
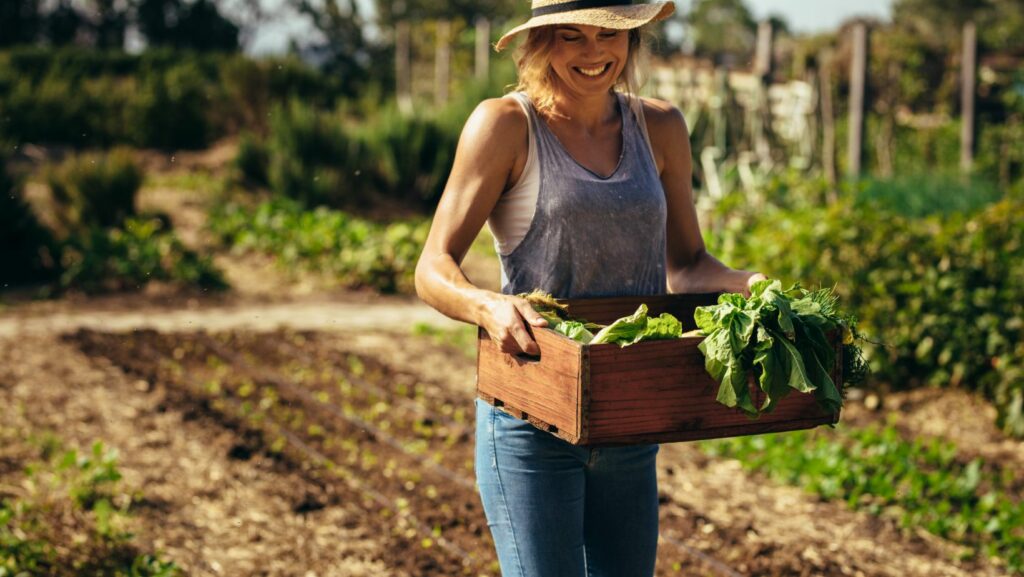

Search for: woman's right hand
xmin=478 ymin=293 xmax=549 ymax=356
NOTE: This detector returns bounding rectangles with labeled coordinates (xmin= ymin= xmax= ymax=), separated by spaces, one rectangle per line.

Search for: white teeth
xmin=576 ymin=64 xmax=607 ymax=77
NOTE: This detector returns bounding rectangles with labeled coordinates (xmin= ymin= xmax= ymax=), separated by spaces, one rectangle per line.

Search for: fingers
xmin=514 ymin=299 xmax=549 ymax=327
xmin=487 ymin=297 xmax=545 ymax=356
xmin=509 ymin=321 xmax=540 ymax=356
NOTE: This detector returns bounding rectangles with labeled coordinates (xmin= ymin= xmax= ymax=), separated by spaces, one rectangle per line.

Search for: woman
xmin=415 ymin=1 xmax=765 ymax=574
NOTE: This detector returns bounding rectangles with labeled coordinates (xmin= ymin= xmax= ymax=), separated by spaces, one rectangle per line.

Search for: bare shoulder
xmin=462 ymin=97 xmax=528 ymax=152
xmin=637 ymin=96 xmax=689 ymax=142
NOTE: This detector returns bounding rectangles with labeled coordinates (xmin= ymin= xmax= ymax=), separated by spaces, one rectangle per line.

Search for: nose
xmin=580 ymin=36 xmax=604 ymax=57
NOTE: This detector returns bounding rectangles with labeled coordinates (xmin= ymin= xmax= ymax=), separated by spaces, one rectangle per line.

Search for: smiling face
xmin=547 ymin=24 xmax=631 ymax=99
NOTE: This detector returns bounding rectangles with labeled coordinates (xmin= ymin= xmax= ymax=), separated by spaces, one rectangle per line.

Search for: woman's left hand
xmin=742 ymin=272 xmax=768 ymax=298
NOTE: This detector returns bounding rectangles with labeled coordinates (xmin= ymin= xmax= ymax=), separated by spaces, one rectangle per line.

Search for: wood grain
xmin=476 ymin=327 xmax=583 ymax=442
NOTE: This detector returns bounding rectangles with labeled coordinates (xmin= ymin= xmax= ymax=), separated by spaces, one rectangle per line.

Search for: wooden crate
xmin=476 ymin=293 xmax=842 ymax=446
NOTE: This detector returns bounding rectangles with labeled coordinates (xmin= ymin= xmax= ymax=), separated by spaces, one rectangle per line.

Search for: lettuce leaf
xmin=590 ymin=304 xmax=650 ymax=346
xmin=553 ymin=320 xmax=594 ymax=344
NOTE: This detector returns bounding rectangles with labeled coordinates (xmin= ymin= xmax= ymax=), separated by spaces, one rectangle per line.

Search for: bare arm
xmin=414 ymin=98 xmax=547 ymax=354
xmin=643 ymin=99 xmax=765 ymax=295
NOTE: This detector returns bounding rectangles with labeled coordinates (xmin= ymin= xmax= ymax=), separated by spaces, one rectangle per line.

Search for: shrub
xmin=128 ymin=62 xmax=210 ymax=150
xmin=0 ymin=156 xmax=59 ymax=286
xmin=265 ymin=99 xmax=358 ymax=207
xmin=47 ymin=148 xmax=142 ymax=234
xmin=248 ymin=69 xmax=511 ymax=210
xmin=856 ymin=172 xmax=1004 ymax=218
xmin=233 ymin=131 xmax=269 ymax=187
xmin=35 ymin=149 xmax=226 ymax=294
xmin=59 ymin=217 xmax=227 ymax=294
xmin=0 ymin=47 xmax=348 ymax=149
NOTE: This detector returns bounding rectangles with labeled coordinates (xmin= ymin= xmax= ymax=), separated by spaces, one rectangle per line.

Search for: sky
xmin=741 ymin=0 xmax=892 ymax=33
xmin=247 ymin=0 xmax=895 ymax=55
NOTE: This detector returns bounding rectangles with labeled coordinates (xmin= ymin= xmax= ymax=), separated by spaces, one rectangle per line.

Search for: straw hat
xmin=495 ymin=0 xmax=676 ymax=51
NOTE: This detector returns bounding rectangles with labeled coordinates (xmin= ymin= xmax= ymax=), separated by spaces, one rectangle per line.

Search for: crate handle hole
xmin=514 ymin=352 xmax=541 ymax=363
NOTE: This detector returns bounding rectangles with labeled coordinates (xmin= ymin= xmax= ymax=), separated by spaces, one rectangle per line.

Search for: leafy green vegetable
xmin=695 ymin=279 xmax=855 ymax=417
xmin=553 ymin=321 xmax=594 ymax=344
xmin=639 ymin=313 xmax=684 ymax=342
xmin=591 ymin=305 xmax=650 ymax=345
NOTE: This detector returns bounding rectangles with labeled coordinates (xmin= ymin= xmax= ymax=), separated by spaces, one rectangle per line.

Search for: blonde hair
xmin=511 ymin=26 xmax=649 ymax=118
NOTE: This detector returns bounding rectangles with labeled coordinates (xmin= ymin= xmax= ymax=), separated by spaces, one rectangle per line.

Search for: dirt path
xmin=0 ymin=292 xmax=461 ymax=338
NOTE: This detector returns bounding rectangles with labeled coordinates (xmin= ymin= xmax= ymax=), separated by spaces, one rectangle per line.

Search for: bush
xmin=856 ymin=172 xmax=1004 ymax=218
xmin=233 ymin=131 xmax=269 ymax=186
xmin=127 ymin=62 xmax=209 ymax=149
xmin=47 ymin=148 xmax=142 ymax=234
xmin=0 ymin=47 xmax=348 ymax=149
xmin=248 ymin=69 xmax=512 ymax=210
xmin=30 ymin=149 xmax=226 ymax=294
xmin=706 ymin=179 xmax=1024 ymax=435
xmin=265 ymin=99 xmax=357 ymax=207
xmin=0 ymin=157 xmax=59 ymax=286
xmin=59 ymin=217 xmax=227 ymax=294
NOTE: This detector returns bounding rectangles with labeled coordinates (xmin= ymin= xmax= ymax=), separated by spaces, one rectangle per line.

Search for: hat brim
xmin=495 ymin=2 xmax=675 ymax=51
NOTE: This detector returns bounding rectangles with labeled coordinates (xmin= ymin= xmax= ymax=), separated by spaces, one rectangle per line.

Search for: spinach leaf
xmin=695 ymin=280 xmax=852 ymax=416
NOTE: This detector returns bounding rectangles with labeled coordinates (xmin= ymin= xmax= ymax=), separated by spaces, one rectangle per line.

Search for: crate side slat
xmin=477 ymin=327 xmax=583 ymax=440
xmin=586 ymin=416 xmax=838 ymax=446
xmin=582 ymin=324 xmax=843 ymax=444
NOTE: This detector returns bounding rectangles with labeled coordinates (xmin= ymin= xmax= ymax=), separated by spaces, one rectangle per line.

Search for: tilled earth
xmin=0 ymin=323 xmax=1015 ymax=577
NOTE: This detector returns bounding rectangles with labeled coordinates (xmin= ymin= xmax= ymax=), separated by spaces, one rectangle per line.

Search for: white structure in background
xmin=644 ymin=60 xmax=818 ymax=204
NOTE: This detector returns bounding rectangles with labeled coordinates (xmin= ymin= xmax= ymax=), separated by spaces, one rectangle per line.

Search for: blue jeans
xmin=474 ymin=398 xmax=660 ymax=577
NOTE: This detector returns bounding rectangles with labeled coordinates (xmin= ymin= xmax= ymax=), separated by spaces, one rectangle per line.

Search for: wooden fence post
xmin=961 ymin=21 xmax=977 ymax=175
xmin=753 ymin=20 xmax=774 ymax=162
xmin=475 ymin=17 xmax=491 ymax=81
xmin=396 ymin=20 xmax=412 ymax=114
xmin=819 ymin=48 xmax=838 ymax=200
xmin=848 ymin=23 xmax=867 ymax=180
xmin=435 ymin=20 xmax=451 ymax=107
xmin=754 ymin=20 xmax=773 ymax=79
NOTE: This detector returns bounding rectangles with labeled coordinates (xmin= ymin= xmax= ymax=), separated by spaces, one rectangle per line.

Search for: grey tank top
xmin=499 ymin=91 xmax=667 ymax=299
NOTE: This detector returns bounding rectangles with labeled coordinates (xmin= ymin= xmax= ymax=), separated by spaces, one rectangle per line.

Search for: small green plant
xmin=0 ymin=438 xmax=181 ymax=576
xmin=208 ymin=197 xmax=427 ymax=293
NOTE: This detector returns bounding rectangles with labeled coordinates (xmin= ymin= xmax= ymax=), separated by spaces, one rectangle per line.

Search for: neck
xmin=548 ymin=89 xmax=619 ymax=130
